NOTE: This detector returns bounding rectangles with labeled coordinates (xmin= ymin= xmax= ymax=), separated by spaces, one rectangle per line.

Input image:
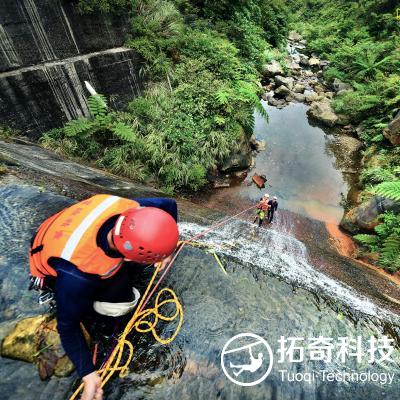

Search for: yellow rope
xmin=69 ymin=264 xmax=183 ymax=400
xmin=212 ymin=251 xmax=228 ymax=275
xmin=69 ymin=242 xmax=225 ymax=399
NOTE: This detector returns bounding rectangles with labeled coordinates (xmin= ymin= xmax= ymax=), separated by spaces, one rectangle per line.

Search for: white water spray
xmin=179 ymin=219 xmax=400 ymax=325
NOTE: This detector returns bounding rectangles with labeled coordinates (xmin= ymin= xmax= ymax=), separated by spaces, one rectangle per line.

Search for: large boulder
xmin=314 ymin=84 xmax=326 ymax=94
xmin=292 ymin=93 xmax=305 ymax=102
xmin=333 ymin=78 xmax=352 ymax=93
xmin=274 ymin=85 xmax=292 ymax=98
xmin=288 ymin=31 xmax=302 ymax=41
xmin=333 ymin=136 xmax=363 ymax=171
xmin=303 ymin=70 xmax=315 ymax=78
xmin=263 ymin=60 xmax=283 ymax=77
xmin=383 ymin=112 xmax=400 ymax=146
xmin=220 ymin=130 xmax=252 ymax=173
xmin=1 ymin=315 xmax=75 ymax=379
xmin=319 ymin=60 xmax=330 ymax=69
xmin=307 ymin=98 xmax=339 ymax=127
xmin=274 ymin=75 xmax=294 ymax=90
xmin=340 ymin=197 xmax=400 ymax=234
xmin=299 ymin=54 xmax=309 ymax=66
xmin=249 ymin=135 xmax=266 ymax=152
xmin=293 ymin=83 xmax=305 ymax=93
xmin=304 ymin=92 xmax=319 ymax=103
xmin=267 ymin=95 xmax=286 ymax=107
xmin=308 ymin=57 xmax=321 ymax=68
xmin=286 ymin=61 xmax=301 ymax=71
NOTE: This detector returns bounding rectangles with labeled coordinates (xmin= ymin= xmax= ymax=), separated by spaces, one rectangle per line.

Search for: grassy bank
xmin=286 ymin=0 xmax=400 ymax=271
xmin=42 ymin=0 xmax=288 ymax=192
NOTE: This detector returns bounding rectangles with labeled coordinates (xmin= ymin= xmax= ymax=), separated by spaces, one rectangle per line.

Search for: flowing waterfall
xmin=20 ymin=0 xmax=57 ymax=61
xmin=126 ymin=56 xmax=143 ymax=96
xmin=179 ymin=220 xmax=400 ymax=324
xmin=43 ymin=63 xmax=89 ymax=121
xmin=0 ymin=25 xmax=21 ymax=68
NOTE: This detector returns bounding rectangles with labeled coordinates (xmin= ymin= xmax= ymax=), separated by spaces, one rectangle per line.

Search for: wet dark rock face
xmin=0 ymin=0 xmax=144 ymax=137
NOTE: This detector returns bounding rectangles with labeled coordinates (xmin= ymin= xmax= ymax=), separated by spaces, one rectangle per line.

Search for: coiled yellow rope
xmin=69 ymin=263 xmax=183 ymax=400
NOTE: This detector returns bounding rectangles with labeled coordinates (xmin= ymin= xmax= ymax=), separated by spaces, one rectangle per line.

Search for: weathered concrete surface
xmin=0 ymin=0 xmax=144 ymax=137
xmin=0 ymin=48 xmax=144 ymax=138
xmin=0 ymin=0 xmax=131 ymax=72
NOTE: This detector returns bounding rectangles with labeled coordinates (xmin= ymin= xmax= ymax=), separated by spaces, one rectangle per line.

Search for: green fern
xmin=88 ymin=94 xmax=108 ymax=118
xmin=215 ymin=89 xmax=230 ymax=105
xmin=380 ymin=233 xmax=400 ymax=268
xmin=64 ymin=118 xmax=93 ymax=137
xmin=354 ymin=234 xmax=379 ymax=246
xmin=374 ymin=181 xmax=400 ymax=201
xmin=111 ymin=122 xmax=136 ymax=143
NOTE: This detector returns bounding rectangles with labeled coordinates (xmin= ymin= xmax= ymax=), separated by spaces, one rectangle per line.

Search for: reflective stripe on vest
xmin=29 ymin=194 xmax=139 ymax=279
xmin=60 ymin=196 xmax=120 ymax=261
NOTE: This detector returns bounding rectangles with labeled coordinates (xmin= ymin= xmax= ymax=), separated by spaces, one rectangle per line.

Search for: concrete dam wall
xmin=0 ymin=0 xmax=144 ymax=138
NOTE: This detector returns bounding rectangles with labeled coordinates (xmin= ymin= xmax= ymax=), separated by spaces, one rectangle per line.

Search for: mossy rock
xmin=1 ymin=315 xmax=48 ymax=362
xmin=1 ymin=314 xmax=75 ymax=378
xmin=54 ymin=354 xmax=75 ymax=377
xmin=0 ymin=163 xmax=8 ymax=175
xmin=341 ymin=196 xmax=400 ymax=234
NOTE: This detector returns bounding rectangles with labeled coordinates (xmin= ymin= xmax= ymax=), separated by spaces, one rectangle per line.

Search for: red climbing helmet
xmin=112 ymin=207 xmax=179 ymax=264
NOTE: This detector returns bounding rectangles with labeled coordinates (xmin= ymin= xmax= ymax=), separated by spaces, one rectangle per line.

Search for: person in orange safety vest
xmin=29 ymin=194 xmax=179 ymax=400
xmin=253 ymin=193 xmax=270 ymax=227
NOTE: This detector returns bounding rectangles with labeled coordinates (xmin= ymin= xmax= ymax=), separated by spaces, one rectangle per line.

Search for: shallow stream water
xmin=194 ymin=101 xmax=358 ymax=225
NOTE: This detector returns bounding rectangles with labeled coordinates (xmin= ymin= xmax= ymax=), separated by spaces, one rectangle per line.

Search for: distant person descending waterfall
xmin=253 ymin=194 xmax=270 ymax=227
xmin=267 ymin=196 xmax=279 ymax=223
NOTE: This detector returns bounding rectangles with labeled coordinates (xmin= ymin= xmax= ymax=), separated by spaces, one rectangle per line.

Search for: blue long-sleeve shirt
xmin=51 ymin=197 xmax=178 ymax=378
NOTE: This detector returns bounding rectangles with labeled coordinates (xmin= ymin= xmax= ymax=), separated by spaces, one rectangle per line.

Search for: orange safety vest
xmin=257 ymin=199 xmax=269 ymax=211
xmin=29 ymin=194 xmax=139 ymax=279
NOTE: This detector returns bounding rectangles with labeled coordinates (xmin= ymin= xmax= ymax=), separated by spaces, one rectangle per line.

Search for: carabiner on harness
xmin=29 ymin=276 xmax=44 ymax=291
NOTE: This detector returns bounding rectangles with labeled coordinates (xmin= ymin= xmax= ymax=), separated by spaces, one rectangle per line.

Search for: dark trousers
xmin=267 ymin=210 xmax=274 ymax=222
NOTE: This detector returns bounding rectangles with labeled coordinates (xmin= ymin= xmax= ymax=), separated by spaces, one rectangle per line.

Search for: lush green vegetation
xmin=46 ymin=0 xmax=288 ymax=191
xmin=286 ymin=0 xmax=400 ymax=270
xmin=75 ymin=0 xmax=131 ymax=13
xmin=355 ymin=212 xmax=400 ymax=272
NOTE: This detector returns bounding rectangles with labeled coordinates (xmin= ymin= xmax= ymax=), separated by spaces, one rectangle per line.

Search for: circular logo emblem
xmin=221 ymin=333 xmax=273 ymax=386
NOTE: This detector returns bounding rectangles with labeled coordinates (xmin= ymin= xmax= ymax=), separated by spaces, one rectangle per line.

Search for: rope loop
xmin=135 ymin=288 xmax=183 ymax=344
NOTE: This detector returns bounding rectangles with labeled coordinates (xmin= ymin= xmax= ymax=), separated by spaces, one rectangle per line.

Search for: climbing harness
xmin=69 ymin=203 xmax=257 ymax=400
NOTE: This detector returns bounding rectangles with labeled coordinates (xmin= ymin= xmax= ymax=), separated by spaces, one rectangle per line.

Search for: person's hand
xmin=81 ymin=371 xmax=103 ymax=400
xmin=155 ymin=255 xmax=173 ymax=271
